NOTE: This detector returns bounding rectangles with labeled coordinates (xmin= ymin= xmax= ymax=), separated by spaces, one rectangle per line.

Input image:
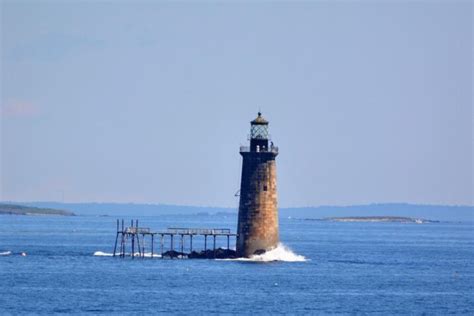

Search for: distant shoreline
xmin=302 ymin=216 xmax=438 ymax=224
xmin=0 ymin=204 xmax=75 ymax=216
xmin=1 ymin=201 xmax=472 ymax=222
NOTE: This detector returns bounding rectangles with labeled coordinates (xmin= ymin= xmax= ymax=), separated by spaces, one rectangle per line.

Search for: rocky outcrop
xmin=162 ymin=248 xmax=237 ymax=259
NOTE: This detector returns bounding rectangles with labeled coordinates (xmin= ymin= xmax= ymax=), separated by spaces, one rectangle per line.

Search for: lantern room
xmin=250 ymin=112 xmax=269 ymax=152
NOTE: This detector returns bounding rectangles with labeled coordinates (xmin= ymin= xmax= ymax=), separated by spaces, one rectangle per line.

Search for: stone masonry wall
xmin=236 ymin=152 xmax=279 ymax=257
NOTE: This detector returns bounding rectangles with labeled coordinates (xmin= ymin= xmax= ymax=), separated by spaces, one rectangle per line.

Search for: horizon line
xmin=2 ymin=200 xmax=473 ymax=209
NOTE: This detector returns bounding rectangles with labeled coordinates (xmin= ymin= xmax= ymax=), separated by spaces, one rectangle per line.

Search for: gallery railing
xmin=239 ymin=146 xmax=279 ymax=154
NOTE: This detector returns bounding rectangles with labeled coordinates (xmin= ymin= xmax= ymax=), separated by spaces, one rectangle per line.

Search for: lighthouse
xmin=236 ymin=112 xmax=279 ymax=257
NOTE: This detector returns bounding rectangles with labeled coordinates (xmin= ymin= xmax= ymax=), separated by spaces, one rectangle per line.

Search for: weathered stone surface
xmin=236 ymin=151 xmax=279 ymax=257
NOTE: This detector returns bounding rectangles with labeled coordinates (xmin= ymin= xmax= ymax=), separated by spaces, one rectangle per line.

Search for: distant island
xmin=1 ymin=201 xmax=472 ymax=222
xmin=0 ymin=204 xmax=75 ymax=216
xmin=316 ymin=216 xmax=438 ymax=223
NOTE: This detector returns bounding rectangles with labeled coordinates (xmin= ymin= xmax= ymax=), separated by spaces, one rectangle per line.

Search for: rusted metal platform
xmin=113 ymin=219 xmax=238 ymax=259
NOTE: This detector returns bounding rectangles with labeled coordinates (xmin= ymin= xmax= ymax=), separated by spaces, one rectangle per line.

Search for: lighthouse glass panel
xmin=250 ymin=124 xmax=269 ymax=139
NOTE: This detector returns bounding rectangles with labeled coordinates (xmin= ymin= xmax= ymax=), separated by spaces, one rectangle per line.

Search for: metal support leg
xmin=160 ymin=234 xmax=164 ymax=259
xmin=180 ymin=234 xmax=184 ymax=258
xmin=113 ymin=219 xmax=119 ymax=257
xmin=170 ymin=235 xmax=174 ymax=259
xmin=136 ymin=233 xmax=141 ymax=258
xmin=213 ymin=235 xmax=216 ymax=257
xmin=122 ymin=233 xmax=126 ymax=258
xmin=151 ymin=235 xmax=154 ymax=259
xmin=142 ymin=234 xmax=144 ymax=258
xmin=113 ymin=232 xmax=119 ymax=257
xmin=131 ymin=220 xmax=134 ymax=259
xmin=131 ymin=234 xmax=135 ymax=259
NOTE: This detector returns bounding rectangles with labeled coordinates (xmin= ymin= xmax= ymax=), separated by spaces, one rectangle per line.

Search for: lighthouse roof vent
xmin=251 ymin=112 xmax=268 ymax=125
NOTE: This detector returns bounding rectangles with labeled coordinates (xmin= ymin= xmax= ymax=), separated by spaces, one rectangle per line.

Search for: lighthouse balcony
xmin=240 ymin=145 xmax=279 ymax=154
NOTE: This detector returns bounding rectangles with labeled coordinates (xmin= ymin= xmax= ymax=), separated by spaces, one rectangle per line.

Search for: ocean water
xmin=0 ymin=215 xmax=473 ymax=315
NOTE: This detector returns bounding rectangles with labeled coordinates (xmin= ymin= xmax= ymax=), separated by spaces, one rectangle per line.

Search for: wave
xmin=93 ymin=251 xmax=161 ymax=258
xmin=93 ymin=251 xmax=114 ymax=257
xmin=220 ymin=243 xmax=307 ymax=262
xmin=93 ymin=244 xmax=305 ymax=262
xmin=0 ymin=251 xmax=12 ymax=256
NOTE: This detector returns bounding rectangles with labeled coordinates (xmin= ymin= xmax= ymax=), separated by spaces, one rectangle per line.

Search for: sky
xmin=1 ymin=0 xmax=472 ymax=207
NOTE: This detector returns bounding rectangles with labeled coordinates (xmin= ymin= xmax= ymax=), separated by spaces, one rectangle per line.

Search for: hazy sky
xmin=1 ymin=1 xmax=472 ymax=207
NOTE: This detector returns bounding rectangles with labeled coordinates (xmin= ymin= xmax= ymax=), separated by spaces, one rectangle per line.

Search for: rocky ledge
xmin=162 ymin=248 xmax=237 ymax=259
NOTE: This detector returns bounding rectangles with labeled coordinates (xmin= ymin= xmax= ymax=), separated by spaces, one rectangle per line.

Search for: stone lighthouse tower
xmin=236 ymin=112 xmax=279 ymax=257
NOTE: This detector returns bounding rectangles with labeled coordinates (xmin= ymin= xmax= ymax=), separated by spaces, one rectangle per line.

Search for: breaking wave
xmin=93 ymin=251 xmax=161 ymax=258
xmin=0 ymin=251 xmax=12 ymax=256
xmin=93 ymin=244 xmax=305 ymax=262
xmin=221 ymin=243 xmax=307 ymax=262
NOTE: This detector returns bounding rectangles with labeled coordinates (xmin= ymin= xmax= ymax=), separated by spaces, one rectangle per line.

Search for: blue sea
xmin=1 ymin=215 xmax=473 ymax=315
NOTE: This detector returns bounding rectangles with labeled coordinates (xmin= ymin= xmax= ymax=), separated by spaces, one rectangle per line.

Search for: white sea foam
xmin=221 ymin=243 xmax=307 ymax=262
xmin=142 ymin=252 xmax=161 ymax=258
xmin=0 ymin=251 xmax=12 ymax=256
xmin=93 ymin=251 xmax=161 ymax=258
xmin=93 ymin=244 xmax=304 ymax=262
xmin=93 ymin=251 xmax=114 ymax=257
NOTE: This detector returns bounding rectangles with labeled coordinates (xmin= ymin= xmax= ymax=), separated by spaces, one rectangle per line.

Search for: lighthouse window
xmin=263 ymin=185 xmax=268 ymax=191
xmin=251 ymin=125 xmax=269 ymax=139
